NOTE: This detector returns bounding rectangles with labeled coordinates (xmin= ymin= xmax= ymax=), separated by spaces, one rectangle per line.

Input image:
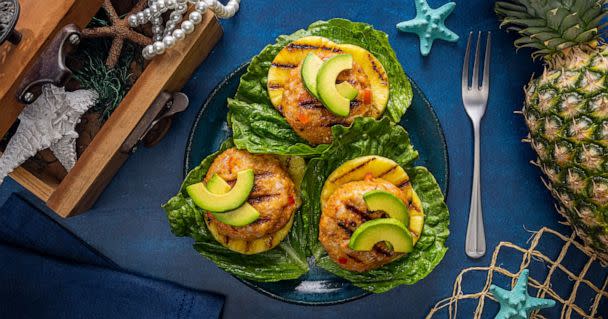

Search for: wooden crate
xmin=0 ymin=0 xmax=223 ymax=217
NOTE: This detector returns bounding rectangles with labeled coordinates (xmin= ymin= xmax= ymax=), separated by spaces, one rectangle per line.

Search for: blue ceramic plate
xmin=184 ymin=63 xmax=449 ymax=305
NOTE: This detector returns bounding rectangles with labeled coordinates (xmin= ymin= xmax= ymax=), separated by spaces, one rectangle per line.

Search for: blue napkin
xmin=0 ymin=194 xmax=224 ymax=319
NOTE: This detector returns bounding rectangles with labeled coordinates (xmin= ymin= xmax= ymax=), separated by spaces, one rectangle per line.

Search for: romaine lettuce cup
xmin=229 ymin=19 xmax=413 ymax=156
xmin=301 ymin=117 xmax=450 ymax=293
xmin=162 ymin=140 xmax=309 ymax=282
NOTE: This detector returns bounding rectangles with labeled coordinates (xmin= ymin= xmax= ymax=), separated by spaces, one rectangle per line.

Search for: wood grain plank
xmin=8 ymin=166 xmax=56 ymax=201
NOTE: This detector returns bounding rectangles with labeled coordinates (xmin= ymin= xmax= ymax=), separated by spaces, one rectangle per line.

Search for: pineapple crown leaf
xmin=495 ymin=0 xmax=608 ymax=59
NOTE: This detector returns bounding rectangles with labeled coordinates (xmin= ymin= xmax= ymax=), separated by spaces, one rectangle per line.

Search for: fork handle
xmin=465 ymin=121 xmax=486 ymax=258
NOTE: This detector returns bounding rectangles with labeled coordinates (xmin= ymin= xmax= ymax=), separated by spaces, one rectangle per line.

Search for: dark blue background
xmin=0 ymin=0 xmax=576 ymax=317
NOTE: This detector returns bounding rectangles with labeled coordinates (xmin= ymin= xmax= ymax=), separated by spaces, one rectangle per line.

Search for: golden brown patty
xmin=319 ymin=177 xmax=408 ymax=272
xmin=204 ymin=148 xmax=298 ymax=240
xmin=280 ymin=51 xmax=379 ymax=145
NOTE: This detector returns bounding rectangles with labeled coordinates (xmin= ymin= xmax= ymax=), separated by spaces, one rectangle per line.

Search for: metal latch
xmin=121 ymin=91 xmax=189 ymax=153
xmin=16 ymin=24 xmax=81 ymax=104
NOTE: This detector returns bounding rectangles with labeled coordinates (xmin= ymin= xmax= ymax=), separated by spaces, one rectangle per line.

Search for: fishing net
xmin=427 ymin=227 xmax=608 ymax=318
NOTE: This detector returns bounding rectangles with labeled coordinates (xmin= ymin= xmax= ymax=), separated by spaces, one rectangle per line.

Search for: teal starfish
xmin=396 ymin=0 xmax=459 ymax=56
xmin=490 ymin=270 xmax=556 ymax=319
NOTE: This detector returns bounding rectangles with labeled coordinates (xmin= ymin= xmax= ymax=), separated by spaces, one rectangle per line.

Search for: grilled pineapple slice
xmin=321 ymin=155 xmax=411 ymax=204
xmin=321 ymin=155 xmax=424 ymax=242
xmin=338 ymin=44 xmax=389 ymax=115
xmin=267 ymin=36 xmax=390 ymax=114
xmin=206 ymin=214 xmax=295 ymax=255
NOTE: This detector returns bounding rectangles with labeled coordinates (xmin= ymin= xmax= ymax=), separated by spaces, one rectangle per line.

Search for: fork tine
xmin=462 ymin=32 xmax=473 ymax=90
xmin=482 ymin=32 xmax=492 ymax=91
xmin=471 ymin=31 xmax=482 ymax=89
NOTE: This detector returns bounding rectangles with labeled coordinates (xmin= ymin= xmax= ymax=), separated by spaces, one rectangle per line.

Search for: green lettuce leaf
xmin=162 ymin=140 xmax=309 ymax=282
xmin=301 ymin=117 xmax=449 ymax=293
xmin=228 ymin=18 xmax=413 ymax=156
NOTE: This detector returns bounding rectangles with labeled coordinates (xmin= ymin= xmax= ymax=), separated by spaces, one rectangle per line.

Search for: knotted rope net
xmin=427 ymin=227 xmax=607 ymax=318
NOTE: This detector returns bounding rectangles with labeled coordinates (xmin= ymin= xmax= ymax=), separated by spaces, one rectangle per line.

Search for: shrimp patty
xmin=319 ymin=178 xmax=408 ymax=272
xmin=204 ymin=148 xmax=298 ymax=240
xmin=280 ymin=51 xmax=379 ymax=145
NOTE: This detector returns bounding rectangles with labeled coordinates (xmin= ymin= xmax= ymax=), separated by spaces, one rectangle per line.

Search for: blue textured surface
xmin=184 ymin=63 xmax=448 ymax=304
xmin=0 ymin=0 xmax=579 ymax=317
xmin=0 ymin=194 xmax=224 ymax=319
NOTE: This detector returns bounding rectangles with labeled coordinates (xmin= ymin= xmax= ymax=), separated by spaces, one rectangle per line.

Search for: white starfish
xmin=0 ymin=84 xmax=98 ymax=184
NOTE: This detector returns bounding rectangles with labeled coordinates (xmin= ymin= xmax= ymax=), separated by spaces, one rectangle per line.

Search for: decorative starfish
xmin=0 ymin=85 xmax=98 ymax=185
xmin=490 ymin=270 xmax=556 ymax=319
xmin=396 ymin=0 xmax=459 ymax=56
xmin=82 ymin=0 xmax=152 ymax=68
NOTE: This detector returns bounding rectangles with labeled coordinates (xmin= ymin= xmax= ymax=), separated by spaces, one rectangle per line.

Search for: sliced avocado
xmin=205 ymin=174 xmax=260 ymax=227
xmin=187 ymin=169 xmax=254 ymax=213
xmin=207 ymin=174 xmax=231 ymax=193
xmin=317 ymin=54 xmax=353 ymax=117
xmin=301 ymin=53 xmax=323 ymax=99
xmin=348 ymin=218 xmax=413 ymax=253
xmin=363 ymin=190 xmax=409 ymax=227
xmin=336 ymin=82 xmax=358 ymax=100
xmin=211 ymin=205 xmax=260 ymax=227
xmin=302 ymin=54 xmax=358 ymax=101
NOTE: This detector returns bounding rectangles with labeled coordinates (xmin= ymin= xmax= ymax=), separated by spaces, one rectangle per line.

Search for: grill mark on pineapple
xmin=409 ymin=203 xmax=420 ymax=213
xmin=397 ymin=180 xmax=410 ymax=188
xmin=286 ymin=43 xmax=319 ymax=50
xmin=268 ymin=83 xmax=283 ymax=89
xmin=286 ymin=43 xmax=341 ymax=52
xmin=299 ymin=99 xmax=324 ymax=109
xmin=378 ymin=165 xmax=398 ymax=178
xmin=271 ymin=62 xmax=297 ymax=69
xmin=330 ymin=157 xmax=376 ymax=182
xmin=368 ymin=53 xmax=387 ymax=82
xmin=345 ymin=204 xmax=370 ymax=221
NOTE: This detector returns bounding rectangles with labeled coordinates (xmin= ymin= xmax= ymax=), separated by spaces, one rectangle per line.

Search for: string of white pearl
xmin=128 ymin=0 xmax=240 ymax=60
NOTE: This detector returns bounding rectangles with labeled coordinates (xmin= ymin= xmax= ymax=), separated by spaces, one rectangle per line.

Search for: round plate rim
xmin=183 ymin=62 xmax=450 ymax=306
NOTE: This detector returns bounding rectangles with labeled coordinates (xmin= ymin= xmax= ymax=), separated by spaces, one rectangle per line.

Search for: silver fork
xmin=462 ymin=31 xmax=491 ymax=259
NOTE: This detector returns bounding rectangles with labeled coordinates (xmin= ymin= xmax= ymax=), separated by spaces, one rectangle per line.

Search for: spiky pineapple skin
xmin=524 ymin=45 xmax=608 ymax=262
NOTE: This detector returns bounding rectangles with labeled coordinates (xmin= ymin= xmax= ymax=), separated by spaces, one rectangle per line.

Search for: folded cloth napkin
xmin=0 ymin=194 xmax=224 ymax=319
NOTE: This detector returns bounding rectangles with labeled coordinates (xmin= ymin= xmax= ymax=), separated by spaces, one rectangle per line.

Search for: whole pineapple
xmin=496 ymin=0 xmax=608 ymax=263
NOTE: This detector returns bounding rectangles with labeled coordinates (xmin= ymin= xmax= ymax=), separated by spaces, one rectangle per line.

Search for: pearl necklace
xmin=128 ymin=0 xmax=240 ymax=59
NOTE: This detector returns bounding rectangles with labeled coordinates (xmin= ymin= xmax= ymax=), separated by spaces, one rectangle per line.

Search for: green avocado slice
xmin=302 ymin=53 xmax=358 ymax=101
xmin=206 ymin=174 xmax=232 ymax=193
xmin=301 ymin=53 xmax=324 ymax=99
xmin=348 ymin=218 xmax=413 ymax=253
xmin=206 ymin=174 xmax=260 ymax=227
xmin=363 ymin=190 xmax=409 ymax=227
xmin=317 ymin=54 xmax=353 ymax=117
xmin=336 ymin=82 xmax=358 ymax=100
xmin=186 ymin=169 xmax=254 ymax=212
